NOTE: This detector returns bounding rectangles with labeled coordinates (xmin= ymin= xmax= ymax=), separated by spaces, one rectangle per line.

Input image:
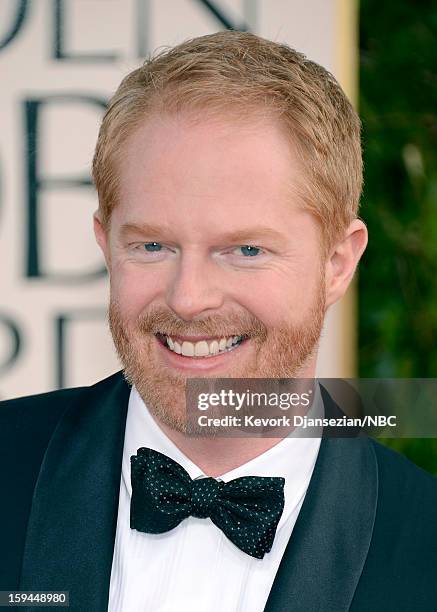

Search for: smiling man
xmin=1 ymin=31 xmax=437 ymax=612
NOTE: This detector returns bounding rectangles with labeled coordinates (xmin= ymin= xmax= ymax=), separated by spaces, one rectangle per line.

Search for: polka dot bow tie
xmin=130 ymin=447 xmax=285 ymax=559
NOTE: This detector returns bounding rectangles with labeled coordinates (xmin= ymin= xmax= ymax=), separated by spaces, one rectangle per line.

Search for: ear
xmin=93 ymin=211 xmax=111 ymax=270
xmin=324 ymin=219 xmax=368 ymax=308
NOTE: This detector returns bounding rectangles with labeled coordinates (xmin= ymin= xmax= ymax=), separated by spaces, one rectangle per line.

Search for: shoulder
xmin=0 ymin=372 xmax=127 ymax=589
xmin=0 ymin=389 xmax=86 ymax=468
xmin=351 ymin=441 xmax=437 ymax=609
xmin=0 ymin=371 xmax=126 ymax=452
xmin=370 ymin=437 xmax=437 ymax=501
xmin=368 ymin=438 xmax=437 ymax=556
xmin=0 ymin=387 xmax=85 ymax=433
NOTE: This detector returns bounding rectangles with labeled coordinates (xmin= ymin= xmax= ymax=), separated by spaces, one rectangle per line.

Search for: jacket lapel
xmin=264 ymin=394 xmax=378 ymax=612
xmin=19 ymin=372 xmax=130 ymax=612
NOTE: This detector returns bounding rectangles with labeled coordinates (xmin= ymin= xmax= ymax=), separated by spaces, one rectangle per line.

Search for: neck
xmin=151 ymin=360 xmax=317 ymax=478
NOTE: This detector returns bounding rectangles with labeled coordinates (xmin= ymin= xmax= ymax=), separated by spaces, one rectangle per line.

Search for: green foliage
xmin=359 ymin=0 xmax=437 ymax=475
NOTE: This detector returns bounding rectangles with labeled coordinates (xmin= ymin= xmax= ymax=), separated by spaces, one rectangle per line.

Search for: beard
xmin=109 ymin=279 xmax=326 ymax=435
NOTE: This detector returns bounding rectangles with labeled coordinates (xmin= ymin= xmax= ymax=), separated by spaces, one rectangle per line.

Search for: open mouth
xmin=155 ymin=333 xmax=247 ymax=358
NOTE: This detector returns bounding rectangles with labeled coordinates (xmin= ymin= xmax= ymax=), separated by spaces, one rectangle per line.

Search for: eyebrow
xmin=215 ymin=227 xmax=287 ymax=244
xmin=119 ymin=222 xmax=287 ymax=244
xmin=119 ymin=222 xmax=173 ymax=240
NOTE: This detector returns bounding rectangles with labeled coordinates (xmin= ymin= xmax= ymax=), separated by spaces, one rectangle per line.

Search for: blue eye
xmin=239 ymin=245 xmax=261 ymax=257
xmin=144 ymin=242 xmax=162 ymax=252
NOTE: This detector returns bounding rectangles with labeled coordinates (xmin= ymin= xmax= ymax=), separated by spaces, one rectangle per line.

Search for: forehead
xmin=114 ymin=112 xmax=303 ymax=233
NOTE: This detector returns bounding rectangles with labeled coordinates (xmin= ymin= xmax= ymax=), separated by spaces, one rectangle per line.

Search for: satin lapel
xmin=19 ymin=372 xmax=130 ymax=612
xmin=264 ymin=400 xmax=378 ymax=611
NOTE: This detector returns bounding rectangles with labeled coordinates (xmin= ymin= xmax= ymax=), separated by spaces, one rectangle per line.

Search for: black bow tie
xmin=130 ymin=447 xmax=285 ymax=559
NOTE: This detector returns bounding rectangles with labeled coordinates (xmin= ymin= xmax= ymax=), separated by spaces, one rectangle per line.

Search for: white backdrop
xmin=0 ymin=0 xmax=358 ymax=399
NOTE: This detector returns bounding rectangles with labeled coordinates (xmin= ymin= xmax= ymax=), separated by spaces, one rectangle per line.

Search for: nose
xmin=165 ymin=252 xmax=225 ymax=321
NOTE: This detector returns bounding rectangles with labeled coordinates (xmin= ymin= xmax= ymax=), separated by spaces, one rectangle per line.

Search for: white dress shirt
xmin=108 ymin=386 xmax=322 ymax=612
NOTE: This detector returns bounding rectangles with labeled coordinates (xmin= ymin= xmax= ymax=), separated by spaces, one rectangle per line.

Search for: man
xmin=1 ymin=31 xmax=436 ymax=612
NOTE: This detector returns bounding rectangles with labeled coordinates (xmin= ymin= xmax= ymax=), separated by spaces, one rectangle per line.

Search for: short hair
xmin=92 ymin=31 xmax=362 ymax=251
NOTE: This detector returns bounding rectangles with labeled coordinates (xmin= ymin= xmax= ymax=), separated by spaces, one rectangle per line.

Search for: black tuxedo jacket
xmin=1 ymin=371 xmax=437 ymax=611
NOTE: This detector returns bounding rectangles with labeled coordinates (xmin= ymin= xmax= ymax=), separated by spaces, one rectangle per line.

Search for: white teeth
xmin=194 ymin=341 xmax=209 ymax=357
xmin=162 ymin=334 xmax=244 ymax=358
xmin=181 ymin=342 xmax=194 ymax=357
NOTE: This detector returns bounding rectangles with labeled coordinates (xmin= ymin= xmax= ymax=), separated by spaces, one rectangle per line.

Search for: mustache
xmin=134 ymin=307 xmax=268 ymax=340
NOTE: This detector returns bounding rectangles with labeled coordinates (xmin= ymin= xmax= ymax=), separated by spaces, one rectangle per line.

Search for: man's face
xmin=97 ymin=112 xmax=327 ymax=433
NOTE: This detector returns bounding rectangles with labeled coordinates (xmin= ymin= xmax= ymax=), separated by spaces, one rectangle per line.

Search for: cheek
xmin=235 ymin=263 xmax=322 ymax=327
xmin=232 ymin=274 xmax=295 ymax=328
xmin=109 ymin=263 xmax=165 ymax=318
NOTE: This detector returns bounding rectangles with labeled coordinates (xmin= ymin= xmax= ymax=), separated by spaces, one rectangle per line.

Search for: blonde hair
xmin=92 ymin=31 xmax=362 ymax=250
